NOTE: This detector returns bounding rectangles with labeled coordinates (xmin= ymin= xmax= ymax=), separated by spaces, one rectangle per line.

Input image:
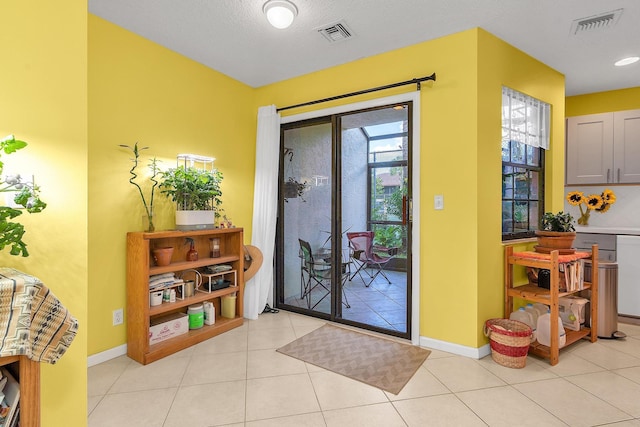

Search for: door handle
xmin=402 ymin=196 xmax=407 ymax=225
xmin=618 ymin=168 xmax=621 ymax=182
xmin=607 ymin=169 xmax=610 ymax=182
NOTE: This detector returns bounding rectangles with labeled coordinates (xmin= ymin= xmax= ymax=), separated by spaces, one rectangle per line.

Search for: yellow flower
xmin=566 ymin=189 xmax=615 ymax=222
xmin=566 ymin=191 xmax=584 ymax=205
xmin=585 ymin=194 xmax=604 ymax=210
xmin=602 ymin=189 xmax=616 ymax=204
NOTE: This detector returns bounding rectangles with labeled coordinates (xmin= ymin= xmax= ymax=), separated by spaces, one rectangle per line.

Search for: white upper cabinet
xmin=566 ymin=109 xmax=640 ymax=185
xmin=613 ymin=110 xmax=640 ymax=183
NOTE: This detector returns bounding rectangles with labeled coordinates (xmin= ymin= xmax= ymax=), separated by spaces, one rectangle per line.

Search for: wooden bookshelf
xmin=0 ymin=355 xmax=40 ymax=427
xmin=126 ymin=228 xmax=245 ymax=365
xmin=504 ymin=245 xmax=598 ymax=365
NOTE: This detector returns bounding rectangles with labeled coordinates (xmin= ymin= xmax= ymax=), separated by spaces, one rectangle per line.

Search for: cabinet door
xmin=566 ymin=113 xmax=614 ymax=185
xmin=613 ymin=109 xmax=640 ymax=183
xmin=617 ymin=235 xmax=640 ymax=317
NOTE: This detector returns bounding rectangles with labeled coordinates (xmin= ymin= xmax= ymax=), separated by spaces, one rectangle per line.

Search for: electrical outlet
xmin=113 ymin=308 xmax=124 ymax=326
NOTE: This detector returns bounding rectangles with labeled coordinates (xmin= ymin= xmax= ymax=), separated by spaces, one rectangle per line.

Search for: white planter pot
xmin=175 ymin=210 xmax=215 ymax=230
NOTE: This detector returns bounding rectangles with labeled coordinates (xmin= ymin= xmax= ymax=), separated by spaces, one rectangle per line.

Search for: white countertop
xmin=574 ymin=226 xmax=640 ymax=236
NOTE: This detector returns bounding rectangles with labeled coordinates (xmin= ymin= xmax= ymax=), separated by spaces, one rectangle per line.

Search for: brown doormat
xmin=276 ymin=324 xmax=431 ymax=394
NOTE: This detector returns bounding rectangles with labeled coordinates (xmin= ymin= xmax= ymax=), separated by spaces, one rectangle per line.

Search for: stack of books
xmin=0 ymin=367 xmax=19 ymax=427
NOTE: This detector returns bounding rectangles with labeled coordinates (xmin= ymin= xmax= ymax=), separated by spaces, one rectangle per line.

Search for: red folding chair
xmin=346 ymin=231 xmax=398 ymax=287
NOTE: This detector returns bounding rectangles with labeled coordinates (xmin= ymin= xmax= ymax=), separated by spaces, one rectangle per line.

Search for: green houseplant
xmin=0 ymin=135 xmax=47 ymax=256
xmin=535 ymin=211 xmax=576 ymax=252
xmin=540 ymin=211 xmax=575 ymax=232
xmin=159 ymin=165 xmax=223 ymax=230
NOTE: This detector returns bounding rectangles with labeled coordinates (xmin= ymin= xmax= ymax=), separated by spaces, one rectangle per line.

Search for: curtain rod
xmin=276 ymin=72 xmax=436 ymax=112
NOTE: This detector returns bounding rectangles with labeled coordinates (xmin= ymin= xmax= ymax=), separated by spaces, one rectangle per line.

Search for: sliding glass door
xmin=276 ymin=103 xmax=412 ymax=339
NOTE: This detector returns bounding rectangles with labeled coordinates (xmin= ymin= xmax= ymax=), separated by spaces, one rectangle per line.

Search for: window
xmin=502 ymin=87 xmax=550 ymax=240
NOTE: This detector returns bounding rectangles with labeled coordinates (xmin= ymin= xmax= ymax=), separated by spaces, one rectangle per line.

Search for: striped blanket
xmin=0 ymin=268 xmax=78 ymax=364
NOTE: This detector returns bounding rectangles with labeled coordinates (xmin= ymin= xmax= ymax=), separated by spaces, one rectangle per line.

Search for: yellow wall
xmin=0 ymin=2 xmax=88 ymax=426
xmin=256 ymin=28 xmax=565 ymax=348
xmin=88 ymin=15 xmax=256 ymax=354
xmin=256 ymin=30 xmax=480 ymax=345
xmin=566 ymin=86 xmax=640 ymax=116
xmin=0 ymin=10 xmax=570 ymax=422
xmin=476 ymin=31 xmax=565 ymax=345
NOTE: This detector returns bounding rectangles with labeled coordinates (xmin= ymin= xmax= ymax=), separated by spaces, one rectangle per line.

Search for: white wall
xmin=563 ymin=186 xmax=640 ymax=228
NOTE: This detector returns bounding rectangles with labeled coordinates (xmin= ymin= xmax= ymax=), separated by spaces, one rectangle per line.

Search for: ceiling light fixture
xmin=263 ymin=0 xmax=298 ymax=29
xmin=614 ymin=56 xmax=639 ymax=67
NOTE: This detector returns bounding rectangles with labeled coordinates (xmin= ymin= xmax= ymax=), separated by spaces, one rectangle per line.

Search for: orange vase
xmin=152 ymin=247 xmax=174 ymax=266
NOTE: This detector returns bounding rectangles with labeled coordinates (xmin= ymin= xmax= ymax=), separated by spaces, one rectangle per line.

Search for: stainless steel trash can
xmin=583 ymin=261 xmax=625 ymax=339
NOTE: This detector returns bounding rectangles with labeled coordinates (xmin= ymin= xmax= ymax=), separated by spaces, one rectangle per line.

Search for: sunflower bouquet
xmin=566 ymin=189 xmax=616 ymax=226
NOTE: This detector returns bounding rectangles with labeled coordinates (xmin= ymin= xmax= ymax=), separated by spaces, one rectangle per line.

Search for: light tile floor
xmin=88 ymin=313 xmax=640 ymax=427
xmin=284 ymin=269 xmax=408 ymax=332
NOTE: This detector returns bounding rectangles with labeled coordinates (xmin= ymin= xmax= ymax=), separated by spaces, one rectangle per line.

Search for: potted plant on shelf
xmin=0 ymin=135 xmax=47 ymax=256
xmin=159 ymin=163 xmax=223 ymax=230
xmin=535 ymin=211 xmax=576 ymax=253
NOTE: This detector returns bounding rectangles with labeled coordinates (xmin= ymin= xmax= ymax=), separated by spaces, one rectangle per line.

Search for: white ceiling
xmin=88 ymin=0 xmax=640 ymax=96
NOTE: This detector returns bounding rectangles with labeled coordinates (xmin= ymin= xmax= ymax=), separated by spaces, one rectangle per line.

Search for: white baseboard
xmin=88 ymin=338 xmax=491 ymax=367
xmin=87 ymin=344 xmax=127 ymax=367
xmin=420 ymin=336 xmax=491 ymax=359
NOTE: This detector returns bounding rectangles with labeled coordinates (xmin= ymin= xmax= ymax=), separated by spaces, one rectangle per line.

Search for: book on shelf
xmin=8 ymin=405 xmax=18 ymax=427
xmin=550 ymin=260 xmax=584 ymax=293
xmin=0 ymin=368 xmax=19 ymax=427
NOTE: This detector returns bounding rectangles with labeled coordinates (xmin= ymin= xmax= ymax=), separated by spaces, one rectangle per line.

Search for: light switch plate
xmin=434 ymin=194 xmax=444 ymax=210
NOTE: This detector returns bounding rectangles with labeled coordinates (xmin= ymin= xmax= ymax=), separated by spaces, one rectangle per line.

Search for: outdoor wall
xmin=255 ymin=27 xmax=565 ymax=349
xmin=0 ymin=2 xmax=88 ymax=426
xmin=281 ymin=123 xmax=333 ymax=302
xmin=281 ymin=124 xmax=367 ymax=306
xmin=88 ymin=15 xmax=256 ymax=355
xmin=341 ymin=128 xmax=369 ymax=237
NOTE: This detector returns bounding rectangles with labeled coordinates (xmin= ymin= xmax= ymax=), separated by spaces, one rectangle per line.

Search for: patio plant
xmin=283 ymin=177 xmax=307 ymax=202
xmin=0 ymin=134 xmax=47 ymax=256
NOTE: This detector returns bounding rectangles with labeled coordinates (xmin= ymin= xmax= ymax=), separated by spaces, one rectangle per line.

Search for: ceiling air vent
xmin=317 ymin=20 xmax=354 ymax=43
xmin=570 ymin=9 xmax=623 ymax=35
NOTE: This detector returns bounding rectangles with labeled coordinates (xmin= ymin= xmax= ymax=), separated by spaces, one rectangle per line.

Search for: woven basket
xmin=484 ymin=318 xmax=532 ymax=369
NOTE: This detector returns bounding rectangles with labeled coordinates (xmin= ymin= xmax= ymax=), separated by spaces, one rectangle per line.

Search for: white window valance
xmin=502 ymin=86 xmax=551 ymax=150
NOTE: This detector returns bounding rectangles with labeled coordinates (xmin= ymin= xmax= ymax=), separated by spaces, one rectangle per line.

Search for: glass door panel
xmin=340 ymin=105 xmax=411 ymax=336
xmin=280 ymin=121 xmax=334 ymax=315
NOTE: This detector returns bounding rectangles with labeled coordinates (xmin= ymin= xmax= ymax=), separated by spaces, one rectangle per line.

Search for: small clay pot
xmin=152 ymin=247 xmax=174 ymax=266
